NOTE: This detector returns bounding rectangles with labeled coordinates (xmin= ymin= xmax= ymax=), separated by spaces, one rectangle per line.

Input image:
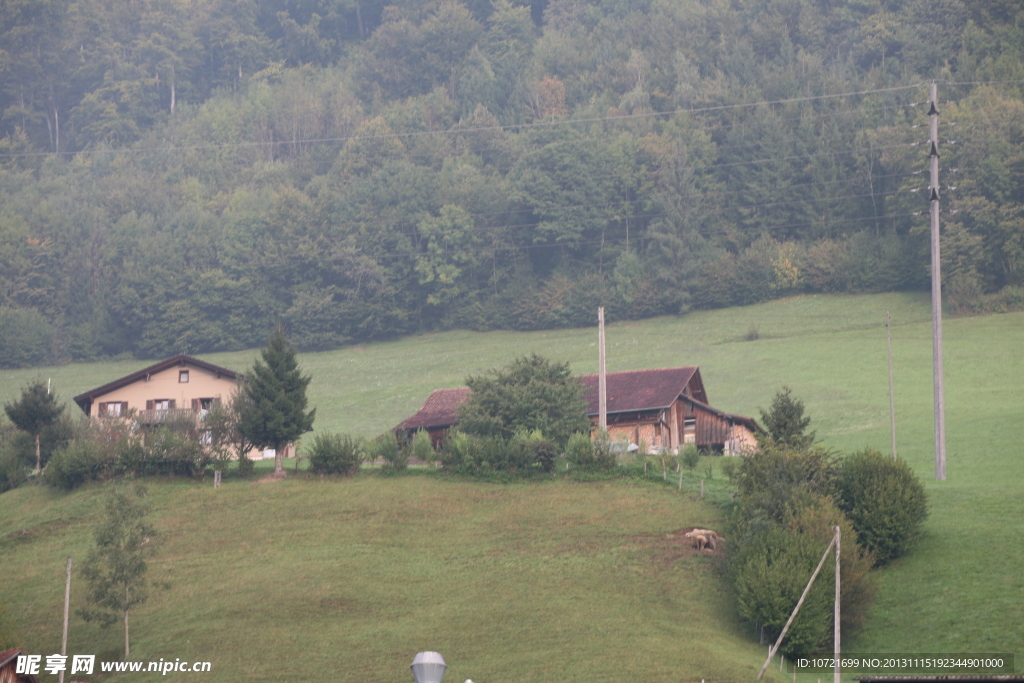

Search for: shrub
xmin=732 ymin=524 xmax=835 ymax=657
xmin=0 ymin=443 xmax=27 ymax=493
xmin=836 ymin=448 xmax=928 ymax=566
xmin=44 ymin=440 xmax=105 ymax=490
xmin=307 ymin=432 xmax=364 ymax=475
xmin=410 ymin=429 xmax=435 ymax=465
xmin=721 ymin=457 xmax=738 ymax=483
xmin=732 ymin=496 xmax=876 ymax=657
xmin=565 ymin=432 xmax=616 ymax=470
xmin=373 ymin=431 xmax=407 ymax=472
xmin=510 ymin=429 xmax=558 ymax=472
xmin=680 ymin=444 xmax=701 ymax=472
xmin=139 ymin=428 xmax=207 ymax=476
xmin=237 ymin=453 xmax=255 ymax=477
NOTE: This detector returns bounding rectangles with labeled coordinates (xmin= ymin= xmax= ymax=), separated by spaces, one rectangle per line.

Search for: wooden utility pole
xmin=598 ymin=307 xmax=607 ymax=431
xmin=60 ymin=557 xmax=72 ymax=683
xmin=928 ymin=81 xmax=947 ymax=480
xmin=886 ymin=311 xmax=897 ymax=459
xmin=834 ymin=525 xmax=841 ymax=683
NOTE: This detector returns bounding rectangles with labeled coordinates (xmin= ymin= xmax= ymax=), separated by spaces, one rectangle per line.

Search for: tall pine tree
xmin=238 ymin=326 xmax=316 ymax=475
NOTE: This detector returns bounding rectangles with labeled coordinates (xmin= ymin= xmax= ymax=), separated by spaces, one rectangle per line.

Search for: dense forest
xmin=1 ymin=0 xmax=1022 ymax=366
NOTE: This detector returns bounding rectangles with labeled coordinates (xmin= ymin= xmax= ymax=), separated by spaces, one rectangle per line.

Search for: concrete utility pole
xmin=886 ymin=311 xmax=897 ymax=459
xmin=834 ymin=526 xmax=841 ymax=683
xmin=598 ymin=307 xmax=607 ymax=431
xmin=60 ymin=557 xmax=72 ymax=683
xmin=929 ymin=82 xmax=947 ymax=480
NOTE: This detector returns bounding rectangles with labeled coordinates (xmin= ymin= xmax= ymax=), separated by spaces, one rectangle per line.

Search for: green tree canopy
xmin=78 ymin=480 xmax=157 ymax=659
xmin=4 ymin=378 xmax=64 ymax=471
xmin=458 ymin=353 xmax=589 ymax=447
xmin=237 ymin=326 xmax=316 ymax=474
xmin=758 ymin=386 xmax=816 ymax=450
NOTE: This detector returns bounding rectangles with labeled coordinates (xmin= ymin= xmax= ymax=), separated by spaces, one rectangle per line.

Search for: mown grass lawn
xmin=2 ymin=291 xmax=1022 ymax=680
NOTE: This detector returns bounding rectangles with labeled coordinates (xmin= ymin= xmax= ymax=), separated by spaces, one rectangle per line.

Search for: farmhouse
xmin=395 ymin=367 xmax=760 ymax=454
xmin=73 ymin=354 xmax=240 ymax=421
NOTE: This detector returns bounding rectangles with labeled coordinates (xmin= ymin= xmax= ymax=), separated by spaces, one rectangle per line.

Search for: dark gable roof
xmin=579 ymin=367 xmax=702 ymax=416
xmin=396 ymin=387 xmax=472 ymax=431
xmin=73 ymin=354 xmax=239 ymax=413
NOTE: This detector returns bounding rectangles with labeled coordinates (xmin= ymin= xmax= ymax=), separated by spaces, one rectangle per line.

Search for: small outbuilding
xmin=0 ymin=648 xmax=40 ymax=683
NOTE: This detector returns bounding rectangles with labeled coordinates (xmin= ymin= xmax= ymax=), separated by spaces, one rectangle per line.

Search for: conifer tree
xmin=237 ymin=326 xmax=316 ymax=475
xmin=758 ymin=386 xmax=815 ymax=450
xmin=4 ymin=379 xmax=64 ymax=472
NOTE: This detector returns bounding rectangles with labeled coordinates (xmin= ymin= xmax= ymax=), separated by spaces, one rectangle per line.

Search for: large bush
xmin=371 ymin=431 xmax=407 ymax=472
xmin=565 ymin=432 xmax=615 ymax=470
xmin=44 ymin=439 xmax=106 ymax=490
xmin=307 ymin=432 xmax=364 ymax=476
xmin=836 ymin=449 xmax=928 ymax=566
xmin=459 ymin=354 xmax=589 ymax=448
xmin=733 ymin=446 xmax=838 ymax=535
xmin=732 ymin=495 xmax=876 ymax=657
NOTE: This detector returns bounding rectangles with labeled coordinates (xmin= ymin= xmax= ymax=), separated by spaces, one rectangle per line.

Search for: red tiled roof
xmin=396 ymin=387 xmax=473 ymax=430
xmin=579 ymin=367 xmax=702 ymax=415
xmin=72 ymin=354 xmax=239 ymax=414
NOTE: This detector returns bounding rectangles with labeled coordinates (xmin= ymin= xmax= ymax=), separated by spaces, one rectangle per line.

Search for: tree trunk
xmin=275 ymin=445 xmax=283 ymax=475
xmin=35 ymin=433 xmax=41 ymax=472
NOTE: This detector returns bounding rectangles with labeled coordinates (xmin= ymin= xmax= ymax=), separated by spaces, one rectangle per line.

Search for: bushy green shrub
xmin=137 ymin=428 xmax=207 ymax=476
xmin=510 ymin=429 xmax=558 ymax=472
xmin=565 ymin=432 xmax=615 ymax=470
xmin=836 ymin=448 xmax=928 ymax=566
xmin=680 ymin=444 xmax=701 ymax=472
xmin=372 ymin=431 xmax=407 ymax=472
xmin=410 ymin=429 xmax=435 ymax=465
xmin=44 ymin=440 xmax=105 ymax=490
xmin=307 ymin=432 xmax=363 ymax=475
xmin=732 ymin=524 xmax=835 ymax=657
xmin=721 ymin=457 xmax=738 ymax=483
xmin=0 ymin=442 xmax=27 ymax=493
xmin=440 ymin=429 xmax=558 ymax=474
xmin=237 ymin=453 xmax=255 ymax=477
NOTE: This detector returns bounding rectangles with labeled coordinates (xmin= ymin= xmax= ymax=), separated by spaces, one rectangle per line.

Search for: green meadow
xmin=2 ymin=292 xmax=1022 ymax=681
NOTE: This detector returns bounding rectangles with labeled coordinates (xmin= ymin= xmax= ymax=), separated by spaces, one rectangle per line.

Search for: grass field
xmin=2 ymin=292 xmax=1022 ymax=681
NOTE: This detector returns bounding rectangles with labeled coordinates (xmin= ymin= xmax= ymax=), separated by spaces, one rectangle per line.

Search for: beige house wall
xmin=89 ymin=363 xmax=238 ymax=417
xmin=725 ymin=424 xmax=759 ymax=456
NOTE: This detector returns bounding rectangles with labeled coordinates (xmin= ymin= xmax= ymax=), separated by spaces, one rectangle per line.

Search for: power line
xmin=0 ymin=83 xmax=927 ymax=159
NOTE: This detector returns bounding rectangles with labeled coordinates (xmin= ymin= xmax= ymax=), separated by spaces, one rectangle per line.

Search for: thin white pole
xmin=928 ymin=81 xmax=947 ymax=480
xmin=886 ymin=311 xmax=897 ymax=459
xmin=834 ymin=525 xmax=841 ymax=683
xmin=60 ymin=557 xmax=72 ymax=683
xmin=598 ymin=307 xmax=607 ymax=431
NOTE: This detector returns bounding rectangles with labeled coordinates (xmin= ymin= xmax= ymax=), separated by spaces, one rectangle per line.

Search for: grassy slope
xmin=2 ymin=292 xmax=1022 ymax=679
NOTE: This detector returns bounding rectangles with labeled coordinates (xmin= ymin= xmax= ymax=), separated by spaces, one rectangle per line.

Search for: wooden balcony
xmin=134 ymin=408 xmax=199 ymax=425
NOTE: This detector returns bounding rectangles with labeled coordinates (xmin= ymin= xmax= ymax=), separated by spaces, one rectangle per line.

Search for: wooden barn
xmin=0 ymin=649 xmax=39 ymax=683
xmin=394 ymin=367 xmax=760 ymax=454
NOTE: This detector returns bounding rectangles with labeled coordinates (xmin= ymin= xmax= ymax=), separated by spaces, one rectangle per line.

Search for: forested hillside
xmin=1 ymin=0 xmax=1022 ymax=366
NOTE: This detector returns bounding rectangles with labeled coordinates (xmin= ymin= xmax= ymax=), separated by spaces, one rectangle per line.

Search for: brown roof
xmin=579 ymin=367 xmax=704 ymax=415
xmin=396 ymin=387 xmax=473 ymax=431
xmin=0 ymin=648 xmax=39 ymax=682
xmin=73 ymin=354 xmax=239 ymax=414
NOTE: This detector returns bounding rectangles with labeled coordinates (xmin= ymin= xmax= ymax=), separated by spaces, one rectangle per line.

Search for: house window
xmin=153 ymin=399 xmax=171 ymax=411
xmin=98 ymin=401 xmax=127 ymax=417
xmin=179 ymin=370 xmax=189 ymax=383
